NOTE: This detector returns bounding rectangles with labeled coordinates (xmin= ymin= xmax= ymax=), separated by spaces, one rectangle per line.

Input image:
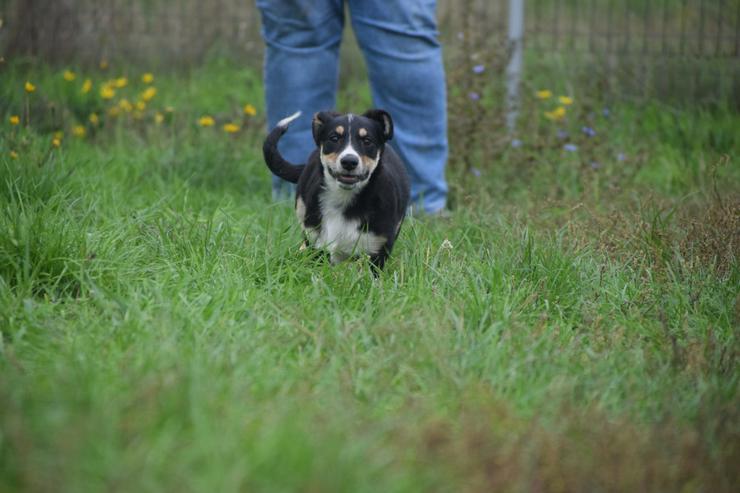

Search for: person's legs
xmin=347 ymin=0 xmax=448 ymax=213
xmin=255 ymin=0 xmax=344 ymax=200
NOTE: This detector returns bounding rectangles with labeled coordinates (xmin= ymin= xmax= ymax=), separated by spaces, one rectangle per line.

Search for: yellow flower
xmin=142 ymin=73 xmax=154 ymax=84
xmin=52 ymin=138 xmax=61 ymax=148
xmin=135 ymin=100 xmax=146 ymax=111
xmin=63 ymin=70 xmax=76 ymax=81
xmin=99 ymin=59 xmax=109 ymax=70
xmin=118 ymin=99 xmax=133 ymax=112
xmin=535 ymin=89 xmax=552 ymax=100
xmin=223 ymin=123 xmax=240 ymax=133
xmin=89 ymin=113 xmax=100 ymax=125
xmin=113 ymin=77 xmax=128 ymax=88
xmin=108 ymin=106 xmax=120 ymax=117
xmin=73 ymin=125 xmax=87 ymax=138
xmin=100 ymin=85 xmax=115 ymax=100
xmin=154 ymin=112 xmax=164 ymax=124
xmin=141 ymin=87 xmax=157 ymax=102
xmin=544 ymin=106 xmax=567 ymax=121
xmin=9 ymin=115 xmax=20 ymax=125
xmin=81 ymin=79 xmax=93 ymax=94
xmin=54 ymin=131 xmax=64 ymax=140
xmin=9 ymin=150 xmax=18 ymax=159
xmin=198 ymin=115 xmax=215 ymax=127
xmin=243 ymin=104 xmax=257 ymax=116
xmin=25 ymin=81 xmax=36 ymax=93
xmin=558 ymin=96 xmax=574 ymax=106
xmin=165 ymin=106 xmax=175 ymax=113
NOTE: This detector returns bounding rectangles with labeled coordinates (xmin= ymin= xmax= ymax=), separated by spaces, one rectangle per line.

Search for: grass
xmin=0 ymin=57 xmax=738 ymax=492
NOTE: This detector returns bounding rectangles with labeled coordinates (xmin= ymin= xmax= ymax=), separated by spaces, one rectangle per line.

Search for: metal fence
xmin=1 ymin=0 xmax=739 ymax=104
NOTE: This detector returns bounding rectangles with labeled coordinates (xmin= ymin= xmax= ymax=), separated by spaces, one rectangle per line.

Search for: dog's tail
xmin=262 ymin=111 xmax=304 ymax=184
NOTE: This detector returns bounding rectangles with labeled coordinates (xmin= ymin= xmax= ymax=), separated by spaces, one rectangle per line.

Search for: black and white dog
xmin=263 ymin=109 xmax=410 ymax=272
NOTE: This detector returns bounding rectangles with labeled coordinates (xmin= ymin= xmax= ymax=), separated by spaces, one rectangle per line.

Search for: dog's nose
xmin=340 ymin=155 xmax=359 ymax=171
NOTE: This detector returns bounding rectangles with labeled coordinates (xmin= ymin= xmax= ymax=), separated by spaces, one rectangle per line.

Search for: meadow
xmin=0 ymin=54 xmax=738 ymax=492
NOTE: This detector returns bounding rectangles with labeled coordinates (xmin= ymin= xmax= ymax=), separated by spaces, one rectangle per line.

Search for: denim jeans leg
xmin=347 ymin=0 xmax=448 ymax=213
xmin=255 ymin=0 xmax=344 ymax=200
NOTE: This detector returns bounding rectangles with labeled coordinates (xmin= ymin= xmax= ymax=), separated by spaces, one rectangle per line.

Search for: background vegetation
xmin=0 ymin=1 xmax=738 ymax=492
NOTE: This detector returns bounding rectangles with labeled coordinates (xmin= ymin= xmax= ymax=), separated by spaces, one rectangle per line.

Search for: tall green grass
xmin=0 ymin=59 xmax=738 ymax=492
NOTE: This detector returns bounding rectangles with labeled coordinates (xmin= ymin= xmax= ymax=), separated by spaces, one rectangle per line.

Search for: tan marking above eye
xmin=358 ymin=128 xmax=367 ymax=137
xmin=335 ymin=125 xmax=345 ymax=135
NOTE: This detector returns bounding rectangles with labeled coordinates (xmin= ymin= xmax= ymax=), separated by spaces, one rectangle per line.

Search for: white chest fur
xmin=314 ymin=185 xmax=386 ymax=263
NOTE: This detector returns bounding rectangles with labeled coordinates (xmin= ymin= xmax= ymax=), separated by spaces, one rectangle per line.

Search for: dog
xmin=263 ymin=109 xmax=410 ymax=272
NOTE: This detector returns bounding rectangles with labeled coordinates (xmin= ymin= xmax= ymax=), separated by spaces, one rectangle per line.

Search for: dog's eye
xmin=362 ymin=137 xmax=373 ymax=146
xmin=328 ymin=134 xmax=340 ymax=143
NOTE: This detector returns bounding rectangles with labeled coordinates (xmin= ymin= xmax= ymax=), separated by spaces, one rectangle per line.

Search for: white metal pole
xmin=506 ymin=0 xmax=525 ymax=132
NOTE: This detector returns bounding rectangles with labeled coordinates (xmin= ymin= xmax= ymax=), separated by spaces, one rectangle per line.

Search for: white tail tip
xmin=277 ymin=111 xmax=302 ymax=128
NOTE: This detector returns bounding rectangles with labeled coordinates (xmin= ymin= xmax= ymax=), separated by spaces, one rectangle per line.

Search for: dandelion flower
xmin=100 ymin=85 xmax=115 ymax=100
xmin=544 ymin=106 xmax=566 ymax=121
xmin=113 ymin=77 xmax=128 ymax=88
xmin=9 ymin=115 xmax=20 ymax=125
xmin=154 ymin=112 xmax=164 ymax=124
xmin=9 ymin=150 xmax=18 ymax=159
xmin=118 ymin=99 xmax=133 ymax=112
xmin=73 ymin=125 xmax=87 ymax=138
xmin=54 ymin=131 xmax=64 ymax=140
xmin=198 ymin=115 xmax=215 ymax=127
xmin=108 ymin=106 xmax=120 ymax=117
xmin=52 ymin=138 xmax=61 ymax=148
xmin=243 ymin=104 xmax=257 ymax=116
xmin=100 ymin=59 xmax=109 ymax=70
xmin=558 ymin=96 xmax=573 ymax=106
xmin=89 ymin=113 xmax=100 ymax=125
xmin=25 ymin=81 xmax=36 ymax=93
xmin=535 ymin=89 xmax=552 ymax=99
xmin=141 ymin=87 xmax=157 ymax=102
xmin=63 ymin=70 xmax=76 ymax=81
xmin=223 ymin=122 xmax=240 ymax=133
xmin=142 ymin=73 xmax=154 ymax=84
xmin=135 ymin=100 xmax=146 ymax=111
xmin=81 ymin=79 xmax=93 ymax=94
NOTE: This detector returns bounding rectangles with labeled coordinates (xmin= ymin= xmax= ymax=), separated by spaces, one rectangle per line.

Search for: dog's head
xmin=312 ymin=109 xmax=393 ymax=190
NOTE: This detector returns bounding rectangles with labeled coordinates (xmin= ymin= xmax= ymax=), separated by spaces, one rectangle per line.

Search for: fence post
xmin=506 ymin=0 xmax=525 ymax=131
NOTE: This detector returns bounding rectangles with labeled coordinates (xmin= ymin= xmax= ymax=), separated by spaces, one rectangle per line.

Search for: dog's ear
xmin=363 ymin=109 xmax=393 ymax=142
xmin=312 ymin=111 xmax=340 ymax=145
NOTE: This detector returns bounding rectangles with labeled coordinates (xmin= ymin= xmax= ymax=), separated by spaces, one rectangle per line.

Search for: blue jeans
xmin=256 ymin=0 xmax=448 ymax=214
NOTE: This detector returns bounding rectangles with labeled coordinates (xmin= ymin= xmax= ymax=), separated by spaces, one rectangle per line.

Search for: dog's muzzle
xmin=328 ymin=167 xmax=369 ymax=187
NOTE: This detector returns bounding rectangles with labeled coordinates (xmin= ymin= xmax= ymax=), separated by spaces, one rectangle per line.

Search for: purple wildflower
xmin=468 ymin=91 xmax=480 ymax=101
xmin=617 ymin=152 xmax=626 ymax=162
xmin=472 ymin=64 xmax=485 ymax=74
xmin=590 ymin=161 xmax=601 ymax=170
xmin=602 ymin=107 xmax=611 ymax=118
xmin=563 ymin=143 xmax=578 ymax=152
xmin=511 ymin=139 xmax=523 ymax=148
xmin=556 ymin=129 xmax=569 ymax=140
xmin=470 ymin=167 xmax=482 ymax=177
xmin=581 ymin=126 xmax=596 ymax=137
